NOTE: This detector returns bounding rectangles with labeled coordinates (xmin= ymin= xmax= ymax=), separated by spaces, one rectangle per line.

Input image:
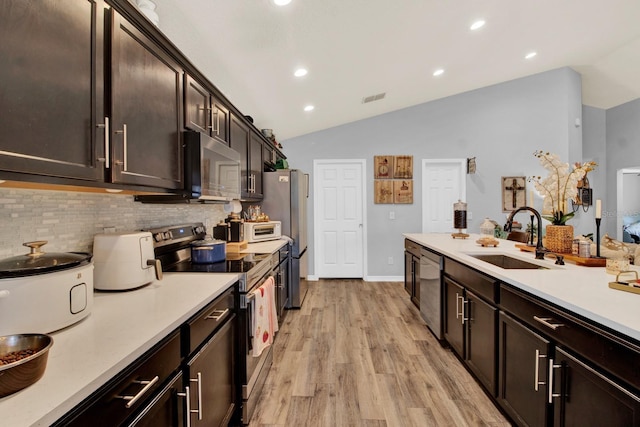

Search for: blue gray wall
xmin=281 ymin=67 xmax=590 ymax=278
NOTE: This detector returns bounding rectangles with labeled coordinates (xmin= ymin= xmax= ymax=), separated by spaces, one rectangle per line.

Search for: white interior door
xmin=314 ymin=160 xmax=365 ymax=278
xmin=422 ymin=159 xmax=466 ymax=233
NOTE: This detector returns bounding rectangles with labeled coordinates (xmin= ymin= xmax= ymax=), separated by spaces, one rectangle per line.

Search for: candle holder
xmin=595 ymin=217 xmax=602 ymax=258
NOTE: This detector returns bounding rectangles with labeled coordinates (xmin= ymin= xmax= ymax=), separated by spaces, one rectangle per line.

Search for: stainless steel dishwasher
xmin=420 ymin=247 xmax=443 ymax=340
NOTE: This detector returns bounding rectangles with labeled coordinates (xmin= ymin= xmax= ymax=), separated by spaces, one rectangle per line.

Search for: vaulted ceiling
xmin=149 ymin=0 xmax=640 ymax=140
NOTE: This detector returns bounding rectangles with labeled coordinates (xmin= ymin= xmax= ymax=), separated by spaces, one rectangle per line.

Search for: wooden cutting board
xmin=515 ymin=244 xmax=606 ymax=267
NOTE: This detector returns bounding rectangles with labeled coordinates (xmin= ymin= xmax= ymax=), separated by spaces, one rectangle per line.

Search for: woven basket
xmin=545 ymin=225 xmax=574 ymax=254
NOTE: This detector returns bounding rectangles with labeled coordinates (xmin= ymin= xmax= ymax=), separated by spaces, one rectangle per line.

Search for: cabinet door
xmin=466 ymin=290 xmax=497 ymax=396
xmin=187 ymin=315 xmax=236 ymax=427
xmin=211 ymin=96 xmax=229 ymax=144
xmin=0 ymin=0 xmax=105 ymax=181
xmin=110 ymin=11 xmax=183 ymax=189
xmin=249 ymin=132 xmax=264 ymax=197
xmin=443 ymin=277 xmax=464 ymax=357
xmin=553 ymin=347 xmax=640 ymax=426
xmin=184 ymin=74 xmax=210 ymax=135
xmin=498 ymin=311 xmax=551 ymax=427
xmin=229 ymin=114 xmax=249 ymax=196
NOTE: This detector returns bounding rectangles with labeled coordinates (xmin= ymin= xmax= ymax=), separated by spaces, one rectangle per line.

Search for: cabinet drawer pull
xmin=205 ymin=308 xmax=229 ymax=322
xmin=455 ymin=293 xmax=462 ymax=320
xmin=533 ymin=315 xmax=564 ymax=330
xmin=548 ymin=358 xmax=562 ymax=403
xmin=177 ymin=386 xmax=192 ymax=427
xmin=96 ymin=117 xmax=110 ymax=168
xmin=190 ymin=372 xmax=203 ymax=420
xmin=534 ymin=349 xmax=547 ymax=391
xmin=116 ymin=375 xmax=159 ymax=408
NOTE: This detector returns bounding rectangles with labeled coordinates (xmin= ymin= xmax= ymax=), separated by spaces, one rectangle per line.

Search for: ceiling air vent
xmin=362 ymin=92 xmax=386 ymax=104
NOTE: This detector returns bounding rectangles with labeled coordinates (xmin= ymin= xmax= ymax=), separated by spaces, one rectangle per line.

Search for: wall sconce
xmin=571 ymin=174 xmax=592 ymax=213
xmin=467 ymin=157 xmax=476 ymax=174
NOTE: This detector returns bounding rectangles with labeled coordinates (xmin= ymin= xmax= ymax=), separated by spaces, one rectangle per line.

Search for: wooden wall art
xmin=374 ymin=155 xmax=394 ymax=179
xmin=374 ymin=180 xmax=393 ymax=204
xmin=374 ymin=155 xmax=414 ymax=204
xmin=394 ymin=155 xmax=413 ymax=179
xmin=501 ymin=176 xmax=526 ymax=211
xmin=394 ymin=180 xmax=413 ymax=204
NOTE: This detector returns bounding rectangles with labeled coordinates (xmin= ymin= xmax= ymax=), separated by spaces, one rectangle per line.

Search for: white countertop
xmin=405 ymin=233 xmax=640 ymax=343
xmin=0 ymin=272 xmax=238 ymax=427
xmin=241 ymin=238 xmax=289 ymax=254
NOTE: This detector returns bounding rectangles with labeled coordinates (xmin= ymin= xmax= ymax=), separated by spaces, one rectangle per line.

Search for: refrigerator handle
xmin=304 ymin=174 xmax=310 ymax=198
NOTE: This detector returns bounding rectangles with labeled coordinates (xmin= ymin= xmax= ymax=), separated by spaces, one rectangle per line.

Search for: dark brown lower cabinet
xmin=443 ymin=277 xmax=497 ymax=395
xmin=553 ymin=347 xmax=640 ymax=426
xmin=185 ymin=316 xmax=236 ymax=427
xmin=465 ymin=289 xmax=497 ymax=395
xmin=498 ymin=311 xmax=551 ymax=426
xmin=444 ymin=277 xmax=464 ymax=356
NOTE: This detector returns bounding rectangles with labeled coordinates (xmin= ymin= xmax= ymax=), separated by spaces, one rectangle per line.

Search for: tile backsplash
xmin=0 ymin=188 xmax=226 ymax=259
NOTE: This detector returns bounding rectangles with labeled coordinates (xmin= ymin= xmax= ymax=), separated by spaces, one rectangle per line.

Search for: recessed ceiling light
xmin=470 ymin=20 xmax=485 ymax=30
xmin=294 ymin=68 xmax=308 ymax=77
xmin=433 ymin=69 xmax=444 ymax=77
xmin=273 ymin=0 xmax=291 ymax=5
xmin=525 ymin=51 xmax=537 ymax=59
xmin=304 ymin=105 xmax=314 ymax=112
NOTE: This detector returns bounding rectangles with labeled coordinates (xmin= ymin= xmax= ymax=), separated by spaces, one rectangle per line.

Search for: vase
xmin=545 ymin=225 xmax=574 ymax=253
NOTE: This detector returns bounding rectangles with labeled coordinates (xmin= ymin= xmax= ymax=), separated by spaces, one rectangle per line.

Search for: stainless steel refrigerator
xmin=262 ymin=169 xmax=309 ymax=308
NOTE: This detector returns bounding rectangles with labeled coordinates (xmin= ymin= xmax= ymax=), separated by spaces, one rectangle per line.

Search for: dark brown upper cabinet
xmin=184 ymin=74 xmax=230 ymax=145
xmin=109 ymin=9 xmax=184 ymax=189
xmin=230 ymin=114 xmax=263 ymax=200
xmin=0 ymin=0 xmax=106 ymax=181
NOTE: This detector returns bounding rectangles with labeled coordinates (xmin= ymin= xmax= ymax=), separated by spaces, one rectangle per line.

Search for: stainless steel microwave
xmin=134 ymin=131 xmax=241 ymax=203
xmin=184 ymin=131 xmax=241 ymax=201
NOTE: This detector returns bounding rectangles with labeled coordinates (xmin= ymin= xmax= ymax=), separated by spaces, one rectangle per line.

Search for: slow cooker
xmin=0 ymin=241 xmax=93 ymax=336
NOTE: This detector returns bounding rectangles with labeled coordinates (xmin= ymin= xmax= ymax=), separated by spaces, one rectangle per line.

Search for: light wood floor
xmin=249 ymin=279 xmax=511 ymax=427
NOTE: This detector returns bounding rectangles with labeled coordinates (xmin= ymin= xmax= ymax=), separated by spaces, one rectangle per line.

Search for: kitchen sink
xmin=469 ymin=254 xmax=549 ymax=270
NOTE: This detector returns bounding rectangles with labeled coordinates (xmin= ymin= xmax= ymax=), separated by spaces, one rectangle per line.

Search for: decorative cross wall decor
xmin=501 ymin=176 xmax=526 ymax=212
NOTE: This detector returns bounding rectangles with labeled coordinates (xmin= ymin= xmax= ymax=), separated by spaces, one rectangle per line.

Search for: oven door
xmin=241 ymin=274 xmax=276 ymax=424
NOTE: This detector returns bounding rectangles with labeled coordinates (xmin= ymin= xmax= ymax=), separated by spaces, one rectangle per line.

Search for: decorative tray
xmin=608 ymin=271 xmax=640 ymax=295
xmin=477 ymin=237 xmax=500 ymax=247
xmin=515 ymin=244 xmax=606 ymax=266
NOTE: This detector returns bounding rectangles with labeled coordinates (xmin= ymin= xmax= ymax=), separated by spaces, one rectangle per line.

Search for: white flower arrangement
xmin=529 ymin=151 xmax=597 ymax=225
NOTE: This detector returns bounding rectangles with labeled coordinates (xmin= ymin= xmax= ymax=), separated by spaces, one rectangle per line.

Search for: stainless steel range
xmin=147 ymin=222 xmax=277 ymax=425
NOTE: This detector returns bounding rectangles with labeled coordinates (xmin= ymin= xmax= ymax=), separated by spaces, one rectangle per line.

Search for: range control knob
xmin=153 ymin=233 xmax=163 ymax=242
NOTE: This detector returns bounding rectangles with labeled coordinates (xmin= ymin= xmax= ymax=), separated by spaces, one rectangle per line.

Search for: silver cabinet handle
xmin=116 ymin=375 xmax=159 ymax=408
xmin=96 ymin=117 xmax=110 ymax=168
xmin=205 ymin=308 xmax=229 ymax=322
xmin=455 ymin=293 xmax=462 ymax=320
xmin=114 ymin=124 xmax=128 ymax=171
xmin=534 ymin=349 xmax=547 ymax=391
xmin=177 ymin=386 xmax=191 ymax=427
xmin=533 ymin=316 xmax=564 ymax=330
xmin=190 ymin=372 xmax=203 ymax=420
xmin=548 ymin=358 xmax=562 ymax=403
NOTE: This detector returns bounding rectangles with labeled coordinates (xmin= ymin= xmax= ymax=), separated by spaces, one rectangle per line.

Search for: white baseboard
xmin=364 ymin=275 xmax=404 ymax=282
xmin=306 ymin=275 xmax=403 ymax=282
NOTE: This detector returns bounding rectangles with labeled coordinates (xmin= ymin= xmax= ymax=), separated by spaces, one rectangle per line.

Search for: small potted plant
xmin=529 ymin=151 xmax=597 ymax=253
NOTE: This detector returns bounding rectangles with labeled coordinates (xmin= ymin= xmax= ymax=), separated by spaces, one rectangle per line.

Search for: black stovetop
xmin=146 ymin=222 xmax=273 ymax=285
xmin=162 ymin=252 xmax=271 ymax=274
